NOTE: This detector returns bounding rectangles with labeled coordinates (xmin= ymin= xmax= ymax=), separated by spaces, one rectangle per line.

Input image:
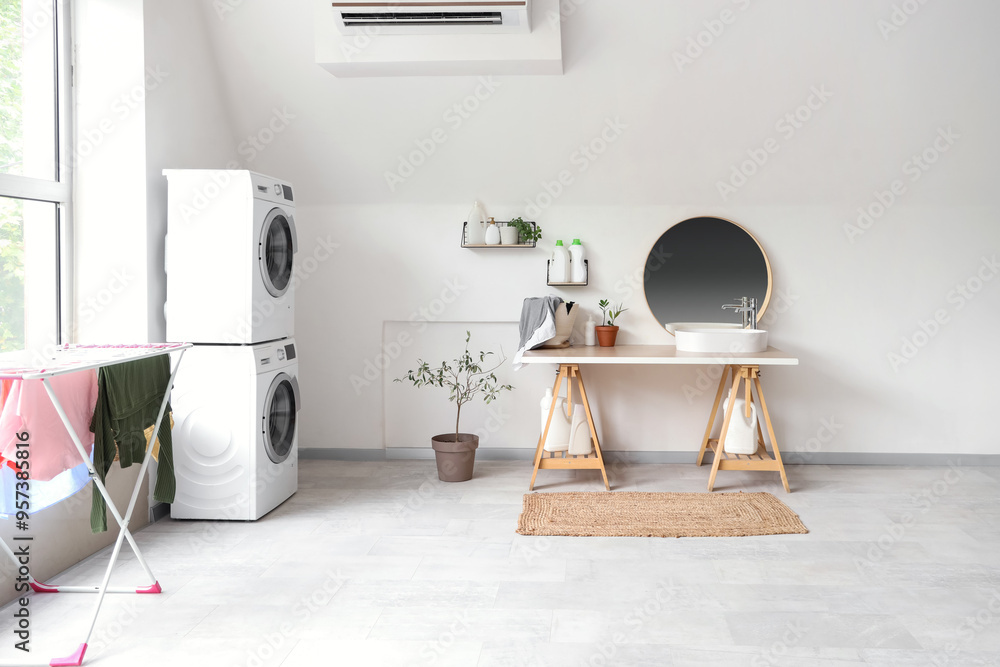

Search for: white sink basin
xmin=672 ymin=327 xmax=768 ymax=354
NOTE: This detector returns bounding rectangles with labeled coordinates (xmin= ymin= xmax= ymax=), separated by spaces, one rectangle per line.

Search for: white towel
xmin=512 ymin=296 xmax=562 ymax=370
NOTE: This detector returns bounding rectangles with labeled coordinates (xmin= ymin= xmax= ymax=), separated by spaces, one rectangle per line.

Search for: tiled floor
xmin=2 ymin=460 xmax=1000 ymax=666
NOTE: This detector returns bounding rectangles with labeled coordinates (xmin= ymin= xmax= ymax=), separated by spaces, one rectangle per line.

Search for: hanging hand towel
xmin=512 ymin=296 xmax=563 ymax=370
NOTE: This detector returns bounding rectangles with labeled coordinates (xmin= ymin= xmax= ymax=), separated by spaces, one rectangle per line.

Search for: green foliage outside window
xmin=0 ymin=0 xmax=26 ymax=351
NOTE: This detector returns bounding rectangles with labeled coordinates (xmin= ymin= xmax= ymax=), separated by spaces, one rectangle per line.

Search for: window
xmin=0 ymin=0 xmax=71 ymax=352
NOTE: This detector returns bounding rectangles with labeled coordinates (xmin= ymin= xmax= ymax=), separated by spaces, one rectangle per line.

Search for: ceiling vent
xmin=331 ymin=1 xmax=530 ymax=35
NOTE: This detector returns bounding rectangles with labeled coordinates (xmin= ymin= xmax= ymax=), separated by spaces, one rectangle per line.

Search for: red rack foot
xmin=50 ymin=643 xmax=87 ymax=666
xmin=136 ymin=581 xmax=161 ymax=594
xmin=30 ymin=580 xmax=60 ymax=593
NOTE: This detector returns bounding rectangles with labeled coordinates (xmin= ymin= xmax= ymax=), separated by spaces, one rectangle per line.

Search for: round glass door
xmin=259 ymin=208 xmax=295 ymax=297
xmin=263 ymin=373 xmax=296 ymax=463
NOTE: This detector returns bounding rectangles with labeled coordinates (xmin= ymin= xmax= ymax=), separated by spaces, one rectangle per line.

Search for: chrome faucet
xmin=722 ymin=297 xmax=758 ymax=329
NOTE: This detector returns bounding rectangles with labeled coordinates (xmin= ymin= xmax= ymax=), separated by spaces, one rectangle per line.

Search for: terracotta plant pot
xmin=595 ymin=325 xmax=619 ymax=347
xmin=430 ymin=433 xmax=479 ymax=482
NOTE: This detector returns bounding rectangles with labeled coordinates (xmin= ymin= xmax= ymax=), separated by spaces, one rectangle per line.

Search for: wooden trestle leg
xmin=529 ymin=364 xmax=610 ymax=491
xmin=699 ymin=364 xmax=791 ymax=492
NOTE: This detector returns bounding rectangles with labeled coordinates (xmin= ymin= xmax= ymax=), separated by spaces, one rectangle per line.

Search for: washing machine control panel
xmin=255 ymin=341 xmax=297 ymax=371
xmin=251 ymin=172 xmax=294 ymax=204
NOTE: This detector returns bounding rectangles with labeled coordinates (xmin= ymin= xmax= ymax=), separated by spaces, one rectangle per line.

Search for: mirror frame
xmin=642 ymin=216 xmax=774 ymax=328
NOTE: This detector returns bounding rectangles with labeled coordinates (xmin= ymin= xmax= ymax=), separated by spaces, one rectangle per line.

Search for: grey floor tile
xmin=0 ymin=460 xmax=997 ymax=666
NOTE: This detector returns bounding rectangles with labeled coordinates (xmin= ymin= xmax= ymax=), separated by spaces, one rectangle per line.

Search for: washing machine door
xmin=262 ymin=372 xmax=299 ymax=464
xmin=259 ymin=207 xmax=298 ymax=298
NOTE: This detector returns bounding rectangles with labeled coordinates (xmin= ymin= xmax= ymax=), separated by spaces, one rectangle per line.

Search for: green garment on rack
xmin=89 ymin=356 xmax=175 ymax=533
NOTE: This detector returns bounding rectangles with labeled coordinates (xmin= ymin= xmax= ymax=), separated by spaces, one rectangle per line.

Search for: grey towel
xmin=513 ymin=296 xmax=563 ymax=370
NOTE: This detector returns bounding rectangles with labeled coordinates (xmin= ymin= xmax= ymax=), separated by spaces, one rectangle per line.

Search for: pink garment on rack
xmin=0 ymin=370 xmax=99 ymax=481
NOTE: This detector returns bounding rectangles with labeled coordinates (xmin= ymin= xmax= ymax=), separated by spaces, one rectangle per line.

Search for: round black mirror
xmin=643 ymin=217 xmax=771 ymax=329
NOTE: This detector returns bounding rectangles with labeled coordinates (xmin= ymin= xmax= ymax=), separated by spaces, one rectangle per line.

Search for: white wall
xmin=73 ymin=0 xmax=149 ymax=344
xmin=179 ymin=0 xmax=999 ymax=457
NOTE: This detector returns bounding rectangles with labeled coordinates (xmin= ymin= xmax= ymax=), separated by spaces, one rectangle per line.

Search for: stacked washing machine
xmin=164 ymin=170 xmax=299 ymax=520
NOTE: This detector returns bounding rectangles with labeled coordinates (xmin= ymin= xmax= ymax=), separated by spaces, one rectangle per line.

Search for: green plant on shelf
xmin=508 ymin=217 xmax=541 ymax=244
xmin=598 ymin=299 xmax=628 ymax=326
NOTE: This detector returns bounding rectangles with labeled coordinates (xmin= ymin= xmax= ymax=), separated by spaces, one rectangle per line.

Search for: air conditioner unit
xmin=330 ymin=0 xmax=530 ymax=35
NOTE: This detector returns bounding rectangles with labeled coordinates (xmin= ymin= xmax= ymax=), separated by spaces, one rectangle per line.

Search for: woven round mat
xmin=516 ymin=491 xmax=808 ymax=538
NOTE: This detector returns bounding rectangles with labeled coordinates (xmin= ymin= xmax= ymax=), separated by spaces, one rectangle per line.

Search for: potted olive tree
xmin=595 ymin=299 xmax=628 ymax=347
xmin=396 ymin=332 xmax=513 ymax=481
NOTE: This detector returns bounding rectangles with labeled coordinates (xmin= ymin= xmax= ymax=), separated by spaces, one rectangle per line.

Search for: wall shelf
xmin=461 ymin=220 xmax=538 ymax=248
xmin=547 ymin=259 xmax=588 ymax=286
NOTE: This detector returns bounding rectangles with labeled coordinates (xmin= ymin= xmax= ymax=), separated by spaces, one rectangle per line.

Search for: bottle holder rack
xmin=547 ymin=259 xmax=588 ymax=286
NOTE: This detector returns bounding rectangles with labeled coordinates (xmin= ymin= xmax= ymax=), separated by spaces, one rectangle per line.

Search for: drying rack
xmin=0 ymin=343 xmax=189 ymax=667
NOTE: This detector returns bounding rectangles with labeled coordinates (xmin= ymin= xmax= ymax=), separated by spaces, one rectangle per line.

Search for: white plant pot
xmin=500 ymin=227 xmax=519 ymax=244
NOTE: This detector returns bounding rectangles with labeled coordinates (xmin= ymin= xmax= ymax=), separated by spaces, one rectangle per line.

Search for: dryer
xmin=170 ymin=339 xmax=299 ymax=520
xmin=164 ymin=169 xmax=297 ymax=344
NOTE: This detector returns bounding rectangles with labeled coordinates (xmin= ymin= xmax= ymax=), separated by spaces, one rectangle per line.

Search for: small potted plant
xmin=396 ymin=331 xmax=513 ymax=481
xmin=507 ymin=217 xmax=542 ymax=245
xmin=595 ymin=299 xmax=628 ymax=347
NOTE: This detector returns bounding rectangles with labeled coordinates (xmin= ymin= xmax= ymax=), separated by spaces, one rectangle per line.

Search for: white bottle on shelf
xmin=584 ymin=316 xmax=596 ymax=346
xmin=550 ymin=240 xmax=569 ymax=282
xmin=569 ymin=239 xmax=586 ymax=283
xmin=465 ymin=201 xmax=487 ymax=245
xmin=539 ymin=388 xmax=571 ymax=452
xmin=485 ymin=217 xmax=501 ymax=245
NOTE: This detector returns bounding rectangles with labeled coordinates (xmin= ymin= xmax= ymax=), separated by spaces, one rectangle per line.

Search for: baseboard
xmin=299 ymin=447 xmax=1000 ymax=466
xmin=299 ymin=447 xmax=386 ymax=461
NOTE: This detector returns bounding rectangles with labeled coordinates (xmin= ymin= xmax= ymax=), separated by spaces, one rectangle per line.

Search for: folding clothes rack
xmin=0 ymin=343 xmax=189 ymax=667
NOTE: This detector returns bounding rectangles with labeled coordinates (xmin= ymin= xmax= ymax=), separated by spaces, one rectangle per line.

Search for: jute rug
xmin=516 ymin=492 xmax=808 ymax=538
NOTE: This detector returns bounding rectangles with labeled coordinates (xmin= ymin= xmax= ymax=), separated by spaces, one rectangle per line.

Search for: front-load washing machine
xmin=164 ymin=169 xmax=297 ymax=344
xmin=170 ymin=339 xmax=299 ymax=520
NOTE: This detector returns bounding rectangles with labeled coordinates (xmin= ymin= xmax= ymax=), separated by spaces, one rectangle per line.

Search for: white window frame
xmin=0 ymin=0 xmax=73 ymax=345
